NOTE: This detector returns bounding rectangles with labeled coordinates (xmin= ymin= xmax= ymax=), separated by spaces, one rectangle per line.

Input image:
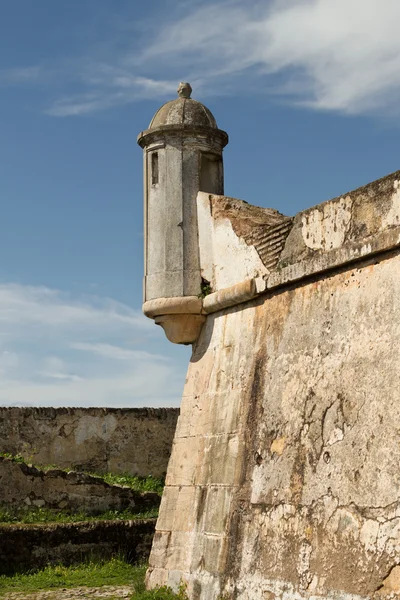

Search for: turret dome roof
xmin=148 ymin=82 xmax=218 ymax=130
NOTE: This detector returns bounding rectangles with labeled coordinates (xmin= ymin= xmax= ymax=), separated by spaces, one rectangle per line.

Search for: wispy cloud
xmin=0 ymin=368 xmax=181 ymax=408
xmin=37 ymin=356 xmax=83 ymax=382
xmin=6 ymin=0 xmax=400 ymax=117
xmin=140 ymin=0 xmax=400 ymax=115
xmin=44 ymin=71 xmax=178 ymax=116
xmin=0 ymin=66 xmax=43 ymax=85
xmin=71 ymin=342 xmax=169 ymax=362
xmin=0 ymin=284 xmax=188 ymax=407
xmin=0 ymin=283 xmax=146 ymax=329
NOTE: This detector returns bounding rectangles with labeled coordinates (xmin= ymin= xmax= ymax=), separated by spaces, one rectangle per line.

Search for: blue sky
xmin=0 ymin=0 xmax=399 ymax=407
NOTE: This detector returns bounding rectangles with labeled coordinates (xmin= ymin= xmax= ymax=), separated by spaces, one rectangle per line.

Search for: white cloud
xmin=0 ymin=284 xmax=188 ymax=407
xmin=0 ymin=366 xmax=181 ymax=408
xmin=140 ymin=0 xmax=400 ymax=115
xmin=0 ymin=66 xmax=43 ymax=85
xmin=0 ymin=283 xmax=147 ymax=330
xmin=38 ymin=372 xmax=83 ymax=382
xmin=71 ymin=342 xmax=169 ymax=362
xmin=0 ymin=351 xmax=19 ymax=376
xmin=37 ymin=356 xmax=82 ymax=382
xmin=7 ymin=0 xmax=399 ymax=117
xmin=44 ymin=73 xmax=177 ymax=117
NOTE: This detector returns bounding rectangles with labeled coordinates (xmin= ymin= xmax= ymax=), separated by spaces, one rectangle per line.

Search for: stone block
xmin=200 ymin=486 xmax=234 ymax=535
xmin=157 ymin=485 xmax=198 ymax=533
xmin=150 ymin=530 xmax=195 ymax=571
xmin=165 ymin=436 xmax=204 ymax=486
xmin=191 ymin=533 xmax=228 ymax=575
xmin=198 ymin=434 xmax=245 ymax=486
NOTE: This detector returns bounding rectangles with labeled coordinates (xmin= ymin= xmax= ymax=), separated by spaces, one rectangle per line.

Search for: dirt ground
xmin=3 ymin=585 xmax=135 ymax=599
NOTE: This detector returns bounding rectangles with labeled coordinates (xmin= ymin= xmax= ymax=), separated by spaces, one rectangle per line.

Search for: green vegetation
xmin=0 ymin=455 xmax=175 ymax=596
xmin=0 ymin=506 xmax=158 ymax=524
xmin=0 ymin=557 xmax=136 ymax=595
xmin=0 ymin=452 xmax=26 ymax=464
xmin=0 ymin=453 xmax=163 ymax=524
xmin=133 ymin=583 xmax=189 ymax=599
xmin=0 ymin=559 xmax=188 ymax=599
xmin=198 ymin=277 xmax=212 ymax=299
xmin=97 ymin=473 xmax=164 ymax=496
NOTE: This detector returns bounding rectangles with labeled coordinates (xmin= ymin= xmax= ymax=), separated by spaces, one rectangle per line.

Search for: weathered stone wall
xmin=151 ymin=254 xmax=400 ymax=599
xmin=147 ymin=172 xmax=400 ymax=599
xmin=0 ymin=407 xmax=179 ymax=476
xmin=0 ymin=457 xmax=160 ymax=515
xmin=0 ymin=518 xmax=155 ymax=574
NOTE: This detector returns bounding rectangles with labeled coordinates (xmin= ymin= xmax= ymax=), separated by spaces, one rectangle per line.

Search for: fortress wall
xmin=148 ymin=247 xmax=400 ymax=596
xmin=0 ymin=407 xmax=179 ymax=477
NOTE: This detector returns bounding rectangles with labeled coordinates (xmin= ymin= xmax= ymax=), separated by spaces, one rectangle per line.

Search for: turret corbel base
xmin=142 ymin=296 xmax=205 ymax=345
xmin=154 ymin=313 xmax=206 ymax=344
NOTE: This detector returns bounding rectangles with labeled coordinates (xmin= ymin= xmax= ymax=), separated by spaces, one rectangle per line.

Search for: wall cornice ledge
xmin=268 ymin=224 xmax=400 ymax=290
xmin=199 ymin=225 xmax=400 ymax=316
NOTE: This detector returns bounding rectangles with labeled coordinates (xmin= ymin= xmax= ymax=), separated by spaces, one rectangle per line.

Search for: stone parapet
xmin=0 ymin=407 xmax=179 ymax=476
xmin=197 ymin=170 xmax=400 ymax=302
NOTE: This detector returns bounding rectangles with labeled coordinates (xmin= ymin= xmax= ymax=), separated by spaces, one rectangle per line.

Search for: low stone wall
xmin=0 ymin=457 xmax=160 ymax=515
xmin=0 ymin=407 xmax=179 ymax=477
xmin=0 ymin=518 xmax=156 ymax=574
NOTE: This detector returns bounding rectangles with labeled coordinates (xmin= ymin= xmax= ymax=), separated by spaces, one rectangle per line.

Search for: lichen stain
xmin=376 ymin=565 xmax=400 ymax=594
xmin=382 ymin=186 xmax=400 ymax=229
xmin=196 ymin=486 xmax=207 ymax=525
xmin=221 ymin=344 xmax=269 ymax=591
xmin=289 ymin=443 xmax=306 ymax=505
xmin=260 ymin=289 xmax=294 ymax=352
xmin=270 ymin=437 xmax=286 ymax=456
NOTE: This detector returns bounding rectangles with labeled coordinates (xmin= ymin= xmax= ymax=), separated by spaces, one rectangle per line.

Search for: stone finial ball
xmin=177 ymin=82 xmax=192 ymax=99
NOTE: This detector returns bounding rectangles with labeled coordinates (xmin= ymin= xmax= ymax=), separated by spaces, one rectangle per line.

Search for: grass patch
xmin=0 ymin=506 xmax=158 ymax=524
xmin=0 ymin=559 xmax=188 ymax=599
xmin=0 ymin=557 xmax=142 ymax=596
xmin=133 ymin=583 xmax=189 ymax=599
xmin=98 ymin=473 xmax=164 ymax=496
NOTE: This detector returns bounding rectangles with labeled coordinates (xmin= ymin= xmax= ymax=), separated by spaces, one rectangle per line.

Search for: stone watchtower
xmin=137 ymin=82 xmax=228 ymax=344
xmin=139 ymin=84 xmax=400 ymax=600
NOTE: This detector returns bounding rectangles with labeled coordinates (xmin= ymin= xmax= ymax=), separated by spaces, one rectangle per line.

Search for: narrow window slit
xmin=151 ymin=152 xmax=159 ymax=185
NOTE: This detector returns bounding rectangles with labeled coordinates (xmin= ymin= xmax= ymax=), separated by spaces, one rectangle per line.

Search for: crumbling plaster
xmin=147 ymin=170 xmax=400 ymax=599
xmin=197 ymin=193 xmax=271 ymax=288
xmin=197 ymin=171 xmax=400 ymax=299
